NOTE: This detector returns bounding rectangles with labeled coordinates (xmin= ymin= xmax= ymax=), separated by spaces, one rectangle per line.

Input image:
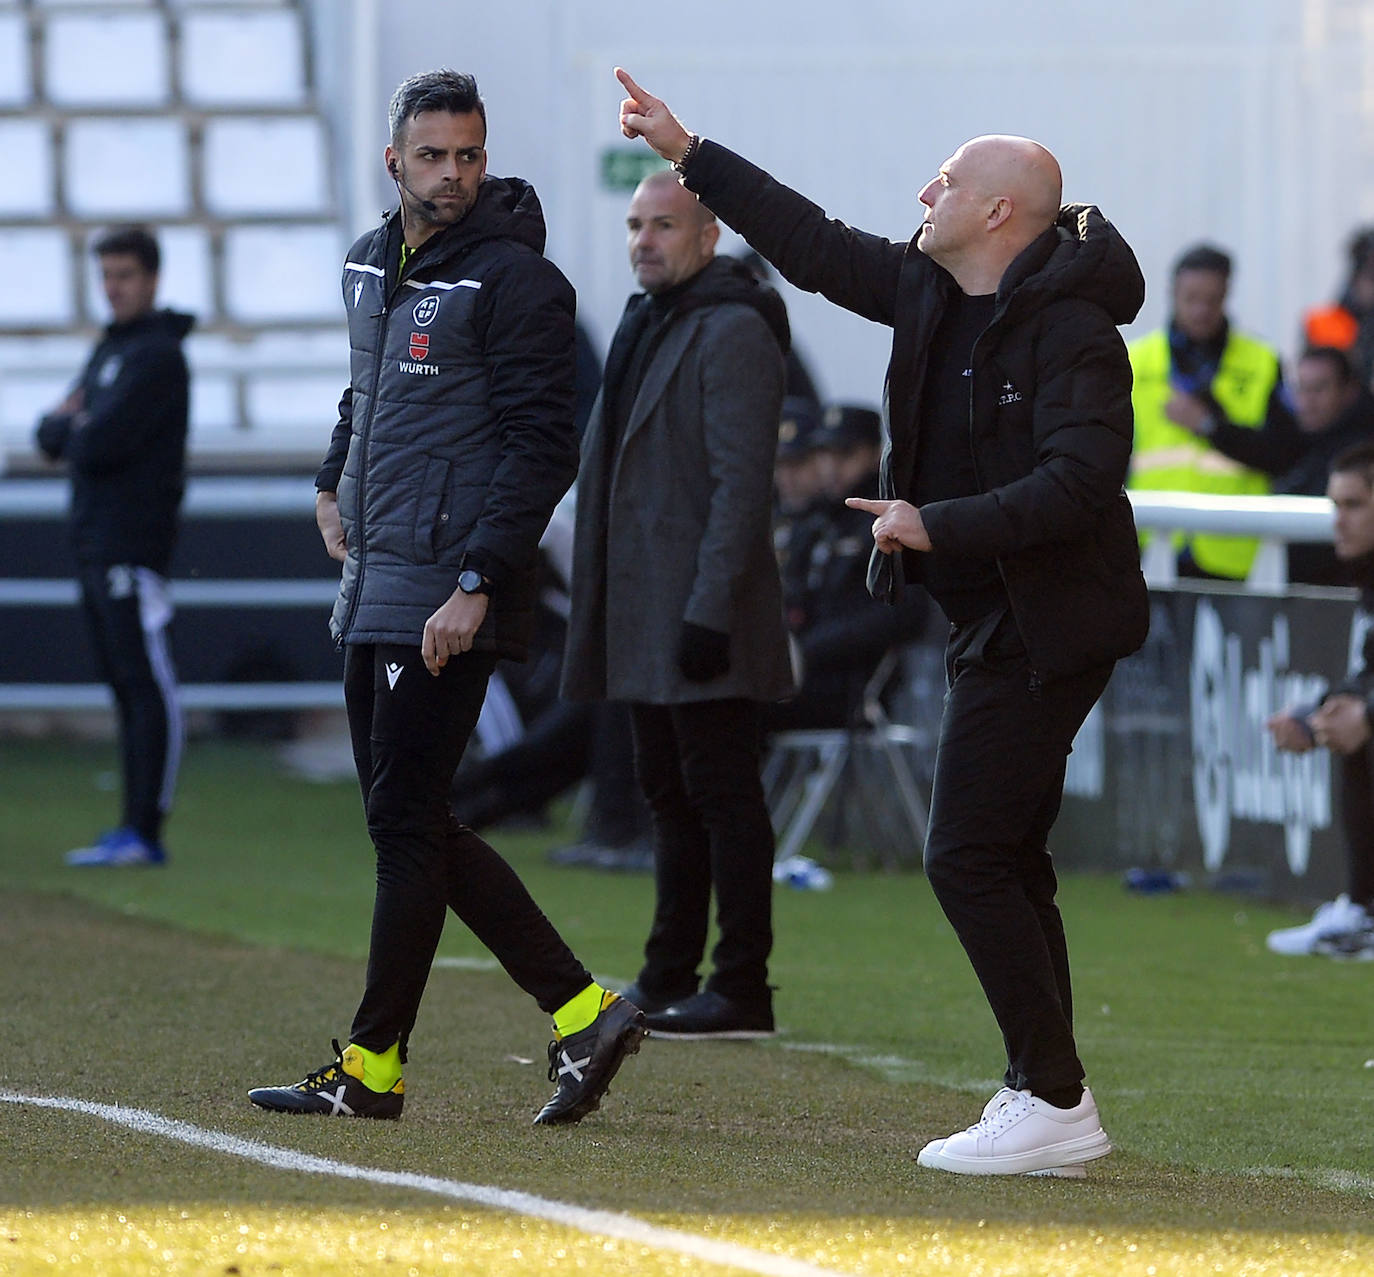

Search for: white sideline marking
xmin=0 ymin=1091 xmax=850 ymax=1277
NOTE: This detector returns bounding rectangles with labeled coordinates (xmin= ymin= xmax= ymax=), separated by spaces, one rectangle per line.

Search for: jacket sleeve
xmin=684 ymin=308 xmax=786 ymax=631
xmin=464 ymin=253 xmax=581 ymax=585
xmin=921 ymin=309 xmax=1135 ymax=558
xmin=1206 ymin=382 xmax=1303 ymax=477
xmin=315 ymin=385 xmax=353 ymax=492
xmin=683 ymin=141 xmax=905 ymax=327
xmin=63 ymin=347 xmax=187 ymax=474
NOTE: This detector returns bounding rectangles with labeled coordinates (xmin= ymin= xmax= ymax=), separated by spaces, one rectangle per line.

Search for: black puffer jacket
xmin=682 ymin=141 xmax=1150 ymax=683
xmin=317 ymin=175 xmax=579 ymax=657
xmin=35 ymin=308 xmax=192 ymax=574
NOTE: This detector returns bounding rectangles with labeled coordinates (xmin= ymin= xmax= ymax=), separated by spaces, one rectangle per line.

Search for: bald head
xmin=960 ymin=135 xmax=1062 ymax=231
xmin=626 ymin=169 xmax=719 ymax=293
xmin=917 ymin=134 xmax=1063 ymax=293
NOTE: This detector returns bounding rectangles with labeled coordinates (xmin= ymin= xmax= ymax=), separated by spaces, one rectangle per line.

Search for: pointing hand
xmin=615 ymin=67 xmax=693 ymax=164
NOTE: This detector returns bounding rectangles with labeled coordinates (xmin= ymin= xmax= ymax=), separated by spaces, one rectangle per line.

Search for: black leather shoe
xmin=642 ymin=990 xmax=775 ymax=1040
xmin=533 ymin=992 xmax=647 ymax=1125
xmin=617 ymin=981 xmax=693 ymax=1015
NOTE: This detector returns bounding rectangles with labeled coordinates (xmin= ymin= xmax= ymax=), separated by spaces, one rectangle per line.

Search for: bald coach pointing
xmin=614 ymin=66 xmax=1148 ymax=1177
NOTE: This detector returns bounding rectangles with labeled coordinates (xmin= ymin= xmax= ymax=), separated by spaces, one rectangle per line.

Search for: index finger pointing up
xmin=615 ymin=66 xmax=651 ymax=104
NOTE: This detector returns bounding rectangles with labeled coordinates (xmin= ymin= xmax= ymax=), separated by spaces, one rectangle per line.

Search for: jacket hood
xmin=414 ymin=174 xmax=549 ymax=262
xmin=674 ymin=255 xmax=791 ymax=353
xmin=999 ymin=203 xmax=1145 ymax=327
xmin=106 ymin=307 xmax=195 ymax=342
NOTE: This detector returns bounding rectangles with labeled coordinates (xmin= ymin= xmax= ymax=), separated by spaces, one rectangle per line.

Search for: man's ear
xmin=987 ymin=196 xmax=1013 ymax=231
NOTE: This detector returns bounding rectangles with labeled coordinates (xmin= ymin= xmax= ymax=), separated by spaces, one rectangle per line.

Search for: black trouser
xmin=344 ymin=643 xmax=592 ymax=1055
xmin=629 ymin=698 xmax=774 ymax=1003
xmin=77 ymin=562 xmax=183 ymax=844
xmin=1338 ymin=744 xmax=1374 ymax=909
xmin=922 ymin=610 xmax=1113 ymax=1099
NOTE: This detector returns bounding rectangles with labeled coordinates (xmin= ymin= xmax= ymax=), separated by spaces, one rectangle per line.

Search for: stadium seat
xmin=222 ymin=224 xmax=343 ymax=323
xmin=180 ymin=9 xmax=306 ymax=106
xmin=0 ymin=11 xmax=30 ymax=107
xmin=0 ymin=121 xmax=55 ymax=217
xmin=0 ymin=230 xmax=75 ymax=328
xmin=44 ymin=11 xmax=170 ymax=106
xmin=64 ymin=118 xmax=190 ymax=217
xmin=202 ymin=117 xmax=329 ymax=216
xmin=764 ymin=650 xmax=930 ymax=869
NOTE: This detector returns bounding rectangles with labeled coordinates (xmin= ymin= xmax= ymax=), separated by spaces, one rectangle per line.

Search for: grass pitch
xmin=1 ymin=736 xmax=1371 ymax=1274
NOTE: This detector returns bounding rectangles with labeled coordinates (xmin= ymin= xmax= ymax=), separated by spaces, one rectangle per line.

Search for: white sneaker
xmin=916 ymin=1086 xmax=1111 ymax=1176
xmin=1265 ymin=895 xmax=1371 ymax=956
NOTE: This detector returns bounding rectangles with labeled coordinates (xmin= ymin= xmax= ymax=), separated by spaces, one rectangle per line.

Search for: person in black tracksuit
xmin=35 ymin=226 xmax=192 ymax=868
xmin=616 ymin=69 xmax=1149 ymax=1175
xmin=247 ymin=71 xmax=644 ymax=1127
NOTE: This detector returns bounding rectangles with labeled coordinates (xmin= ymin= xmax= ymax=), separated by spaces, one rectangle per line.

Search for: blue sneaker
xmin=65 ymin=827 xmax=167 ymax=867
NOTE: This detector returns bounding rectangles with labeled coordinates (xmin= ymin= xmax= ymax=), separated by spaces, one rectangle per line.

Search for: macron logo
xmin=385 ymin=662 xmax=403 ymax=690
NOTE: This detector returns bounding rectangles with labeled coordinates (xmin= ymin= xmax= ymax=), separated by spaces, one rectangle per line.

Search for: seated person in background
xmin=1129 ymin=243 xmax=1289 ymax=581
xmin=1193 ymin=346 xmax=1374 ymax=584
xmin=772 ymin=404 xmax=926 ymax=732
xmin=1304 ymin=227 xmax=1374 ymax=382
xmin=1266 ymin=442 xmax=1374 ymax=959
xmin=453 ymin=488 xmax=652 ymax=860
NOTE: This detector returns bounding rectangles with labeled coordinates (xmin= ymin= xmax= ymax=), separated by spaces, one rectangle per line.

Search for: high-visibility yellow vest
xmin=1129 ymin=328 xmax=1280 ymax=579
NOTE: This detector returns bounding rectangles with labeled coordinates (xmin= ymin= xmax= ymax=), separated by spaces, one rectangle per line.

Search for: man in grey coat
xmin=563 ymin=169 xmax=794 ymax=1038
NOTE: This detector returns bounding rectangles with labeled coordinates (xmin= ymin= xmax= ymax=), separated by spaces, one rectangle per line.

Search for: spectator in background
xmin=562 ymin=169 xmax=794 ymax=1040
xmin=35 ymin=225 xmax=192 ymax=868
xmin=1191 ymin=346 xmax=1374 ymax=584
xmin=773 ymin=404 xmax=926 ymax=732
xmin=773 ymin=395 xmax=826 ymax=520
xmin=1303 ymin=227 xmax=1374 ymax=382
xmin=1129 ymin=243 xmax=1288 ymax=580
xmin=1265 ymin=442 xmax=1374 ymax=959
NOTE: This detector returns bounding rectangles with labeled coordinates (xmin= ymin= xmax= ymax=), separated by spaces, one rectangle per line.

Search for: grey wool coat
xmin=561 ymin=261 xmax=796 ymax=705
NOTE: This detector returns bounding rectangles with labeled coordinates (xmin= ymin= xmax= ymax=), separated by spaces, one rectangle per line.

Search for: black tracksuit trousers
xmin=923 ymin=610 xmax=1113 ymax=1099
xmin=343 ymin=643 xmax=592 ymax=1055
xmin=77 ymin=562 xmax=182 ymax=844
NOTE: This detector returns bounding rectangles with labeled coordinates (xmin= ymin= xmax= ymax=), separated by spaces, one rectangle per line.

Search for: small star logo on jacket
xmin=385 ymin=662 xmax=404 ymax=690
xmin=999 ymin=379 xmax=1023 ymax=405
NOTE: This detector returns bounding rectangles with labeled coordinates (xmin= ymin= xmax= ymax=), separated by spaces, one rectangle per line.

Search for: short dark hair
xmin=1299 ymin=345 xmax=1356 ymax=384
xmin=1331 ymin=441 xmax=1374 ymax=487
xmin=92 ymin=225 xmax=159 ymax=274
xmin=1173 ymin=243 xmax=1232 ymax=281
xmin=388 ymin=69 xmax=486 ymax=144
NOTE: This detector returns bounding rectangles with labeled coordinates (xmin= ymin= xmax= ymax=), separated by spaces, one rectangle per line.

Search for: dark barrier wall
xmin=1051 ymin=584 xmax=1362 ymax=903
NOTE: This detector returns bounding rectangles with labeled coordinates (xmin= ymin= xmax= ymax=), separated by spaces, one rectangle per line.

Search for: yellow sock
xmin=553 ymin=983 xmax=613 ymax=1038
xmin=341 ymin=1041 xmax=403 ymax=1093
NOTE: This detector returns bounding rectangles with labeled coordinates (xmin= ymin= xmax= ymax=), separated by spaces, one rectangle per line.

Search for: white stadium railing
xmin=0 ymin=483 xmax=1341 ymax=712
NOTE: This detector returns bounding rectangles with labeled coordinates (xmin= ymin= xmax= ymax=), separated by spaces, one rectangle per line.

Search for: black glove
xmin=677 ymin=621 xmax=731 ymax=683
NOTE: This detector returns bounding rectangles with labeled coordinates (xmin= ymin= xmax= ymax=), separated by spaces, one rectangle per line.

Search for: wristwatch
xmin=457 ymin=568 xmax=491 ymax=596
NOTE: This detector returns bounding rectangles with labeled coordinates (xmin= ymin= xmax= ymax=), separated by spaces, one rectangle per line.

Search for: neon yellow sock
xmin=341 ymin=1041 xmax=403 ymax=1093
xmin=553 ymin=983 xmax=613 ymax=1037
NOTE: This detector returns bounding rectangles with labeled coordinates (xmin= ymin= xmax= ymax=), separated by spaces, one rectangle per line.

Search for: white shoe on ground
xmin=916 ymin=1086 xmax=1111 ymax=1176
xmin=1265 ymin=894 xmax=1371 ymax=956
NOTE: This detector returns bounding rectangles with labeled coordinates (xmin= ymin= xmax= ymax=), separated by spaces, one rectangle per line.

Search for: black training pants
xmin=922 ymin=610 xmax=1113 ymax=1099
xmin=629 ymin=698 xmax=774 ymax=1003
xmin=1338 ymin=743 xmax=1374 ymax=909
xmin=77 ymin=562 xmax=183 ymax=844
xmin=344 ymin=642 xmax=592 ymax=1054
